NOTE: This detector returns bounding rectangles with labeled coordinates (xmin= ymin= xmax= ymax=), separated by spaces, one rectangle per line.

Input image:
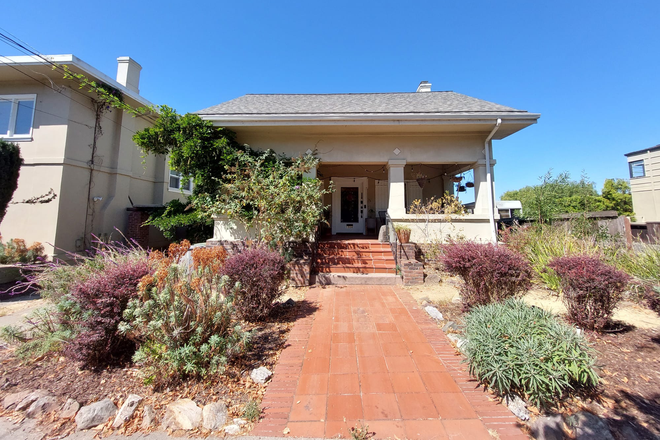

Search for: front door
xmin=331 ymin=177 xmax=367 ymax=234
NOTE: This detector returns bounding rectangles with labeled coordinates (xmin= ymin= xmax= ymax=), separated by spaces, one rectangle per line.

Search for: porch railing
xmin=385 ymin=212 xmax=399 ymax=270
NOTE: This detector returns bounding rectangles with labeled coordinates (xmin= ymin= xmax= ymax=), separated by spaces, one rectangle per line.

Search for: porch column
xmin=387 ymin=159 xmax=407 ymax=217
xmin=473 ymin=160 xmax=496 ymax=215
xmin=303 ymin=166 xmax=317 ymax=179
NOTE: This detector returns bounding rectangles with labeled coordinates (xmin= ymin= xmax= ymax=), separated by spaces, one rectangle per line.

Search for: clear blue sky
xmin=2 ymin=1 xmax=659 ymax=198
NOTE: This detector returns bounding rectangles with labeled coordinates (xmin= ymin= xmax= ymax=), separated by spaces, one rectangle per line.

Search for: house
xmin=197 ymin=82 xmax=540 ymax=244
xmin=625 ymin=144 xmax=660 ymax=223
xmin=0 ymin=55 xmax=186 ymax=258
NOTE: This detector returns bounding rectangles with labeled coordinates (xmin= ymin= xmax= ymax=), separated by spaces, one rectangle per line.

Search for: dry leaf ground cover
xmin=0 ymin=288 xmax=311 ymax=438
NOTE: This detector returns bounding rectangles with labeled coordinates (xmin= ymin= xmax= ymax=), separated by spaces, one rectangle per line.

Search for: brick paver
xmin=252 ymin=286 xmax=528 ymax=439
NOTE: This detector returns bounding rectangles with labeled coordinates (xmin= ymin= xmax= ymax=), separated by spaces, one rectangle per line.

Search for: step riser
xmin=313 ymin=273 xmax=402 ymax=285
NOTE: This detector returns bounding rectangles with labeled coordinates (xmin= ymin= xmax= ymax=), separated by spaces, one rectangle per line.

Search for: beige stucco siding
xmin=628 ymin=149 xmax=660 ymax=222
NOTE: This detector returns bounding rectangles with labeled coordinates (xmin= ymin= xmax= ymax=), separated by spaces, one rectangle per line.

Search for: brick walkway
xmin=252 ymin=286 xmax=528 ymax=439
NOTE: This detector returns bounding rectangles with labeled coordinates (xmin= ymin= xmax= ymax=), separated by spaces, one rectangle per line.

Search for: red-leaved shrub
xmin=440 ymin=241 xmax=533 ymax=310
xmin=65 ymin=257 xmax=150 ymax=368
xmin=549 ymin=256 xmax=630 ymax=331
xmin=222 ymin=247 xmax=286 ymax=321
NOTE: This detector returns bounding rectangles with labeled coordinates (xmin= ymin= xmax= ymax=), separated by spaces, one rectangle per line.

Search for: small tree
xmin=203 ymin=150 xmax=333 ymax=249
xmin=0 ymin=140 xmax=22 ymax=225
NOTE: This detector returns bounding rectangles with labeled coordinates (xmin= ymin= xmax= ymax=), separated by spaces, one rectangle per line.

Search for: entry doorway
xmin=331 ymin=177 xmax=368 ymax=234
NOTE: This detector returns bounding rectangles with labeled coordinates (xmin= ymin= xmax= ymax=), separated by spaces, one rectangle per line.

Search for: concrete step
xmin=316 ymin=256 xmax=395 ymax=265
xmin=318 ymin=242 xmax=391 ymax=251
xmin=313 ymin=272 xmax=402 ymax=285
xmin=318 ymin=249 xmax=393 ymax=257
xmin=316 ymin=265 xmax=396 ymax=274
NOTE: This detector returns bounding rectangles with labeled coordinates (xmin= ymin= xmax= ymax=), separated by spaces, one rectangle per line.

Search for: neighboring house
xmin=625 ymin=144 xmax=660 ymax=223
xmin=0 ymin=54 xmax=185 ymax=258
xmin=197 ymin=82 xmax=540 ymax=243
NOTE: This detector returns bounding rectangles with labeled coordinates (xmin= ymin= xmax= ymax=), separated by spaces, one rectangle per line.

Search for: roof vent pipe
xmin=116 ymin=57 xmax=142 ymax=94
xmin=416 ymin=81 xmax=431 ymax=92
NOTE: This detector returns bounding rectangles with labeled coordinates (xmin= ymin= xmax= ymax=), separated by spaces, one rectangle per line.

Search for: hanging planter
xmin=465 ymin=181 xmax=474 ymax=188
xmin=451 ymin=175 xmax=463 ymax=183
xmin=415 ymin=173 xmax=427 ymax=188
xmin=457 ymin=185 xmax=466 ymax=192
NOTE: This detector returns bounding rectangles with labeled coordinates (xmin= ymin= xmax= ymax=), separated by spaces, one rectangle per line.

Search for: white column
xmin=387 ymin=159 xmax=407 ymax=217
xmin=473 ymin=162 xmax=490 ymax=215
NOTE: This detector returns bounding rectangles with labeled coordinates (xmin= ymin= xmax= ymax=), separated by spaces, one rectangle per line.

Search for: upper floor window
xmin=629 ymin=160 xmax=645 ymax=178
xmin=169 ymin=169 xmax=193 ymax=193
xmin=0 ymin=94 xmax=36 ymax=140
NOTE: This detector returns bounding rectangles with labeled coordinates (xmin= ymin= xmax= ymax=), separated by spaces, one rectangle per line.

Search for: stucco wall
xmin=628 ymin=149 xmax=660 ymax=222
xmin=1 ymin=80 xmax=183 ymax=257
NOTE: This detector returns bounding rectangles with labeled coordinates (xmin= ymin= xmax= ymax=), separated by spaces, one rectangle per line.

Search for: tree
xmin=501 ymin=171 xmax=632 ymax=223
xmin=0 ymin=141 xmax=22 ymax=225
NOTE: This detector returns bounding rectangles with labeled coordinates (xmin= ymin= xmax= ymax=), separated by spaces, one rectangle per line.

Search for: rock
xmin=572 ymin=411 xmax=614 ymax=440
xmin=250 ymin=366 xmax=273 ymax=384
xmin=283 ymin=298 xmax=295 ymax=308
xmin=60 ymin=398 xmax=80 ymax=419
xmin=424 ymin=274 xmax=440 ymax=284
xmin=141 ymin=404 xmax=157 ymax=429
xmin=446 ymin=333 xmax=466 ymax=352
xmin=529 ymin=414 xmax=564 ymax=440
xmin=442 ymin=321 xmax=461 ymax=333
xmin=26 ymin=395 xmax=57 ymax=418
xmin=618 ymin=424 xmax=643 ymax=440
xmin=202 ymin=401 xmax=228 ymax=430
xmin=424 ymin=306 xmax=444 ymax=321
xmin=233 ymin=418 xmax=247 ymax=426
xmin=504 ymin=394 xmax=529 ymax=421
xmin=112 ymin=394 xmax=143 ymax=428
xmin=15 ymin=390 xmax=50 ymax=411
xmin=3 ymin=390 xmax=31 ymax=410
xmin=224 ymin=424 xmax=241 ymax=435
xmin=161 ymin=399 xmax=202 ymax=430
xmin=451 ymin=296 xmax=462 ymax=304
xmin=75 ymin=398 xmax=118 ymax=430
xmin=378 ymin=225 xmax=388 ymax=242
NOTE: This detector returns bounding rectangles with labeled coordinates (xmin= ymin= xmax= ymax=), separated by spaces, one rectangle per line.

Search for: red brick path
xmin=252 ymin=286 xmax=528 ymax=439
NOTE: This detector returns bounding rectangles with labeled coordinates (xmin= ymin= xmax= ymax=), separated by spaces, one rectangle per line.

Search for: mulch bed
xmin=432 ymin=298 xmax=660 ymax=440
xmin=0 ymin=292 xmax=313 ymax=438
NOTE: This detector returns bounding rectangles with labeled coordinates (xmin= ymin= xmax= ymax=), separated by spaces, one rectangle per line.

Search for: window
xmin=0 ymin=94 xmax=36 ymax=140
xmin=169 ymin=169 xmax=193 ymax=193
xmin=629 ymin=160 xmax=645 ymax=179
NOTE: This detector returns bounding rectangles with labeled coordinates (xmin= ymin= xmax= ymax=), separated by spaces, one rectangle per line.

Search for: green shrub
xmin=0 ymin=140 xmax=22 ymax=225
xmin=0 ymin=239 xmax=44 ymax=264
xmin=440 ymin=241 xmax=533 ymax=310
xmin=120 ymin=243 xmax=250 ymax=384
xmin=463 ymin=299 xmax=599 ymax=409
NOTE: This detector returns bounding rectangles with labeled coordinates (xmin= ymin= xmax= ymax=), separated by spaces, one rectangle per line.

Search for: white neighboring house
xmin=197 ymin=81 xmax=540 ymax=243
xmin=0 ymin=54 xmax=187 ymax=257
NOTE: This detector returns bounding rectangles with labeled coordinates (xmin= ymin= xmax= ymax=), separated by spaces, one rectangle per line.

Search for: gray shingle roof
xmin=196 ymin=92 xmax=527 ymax=115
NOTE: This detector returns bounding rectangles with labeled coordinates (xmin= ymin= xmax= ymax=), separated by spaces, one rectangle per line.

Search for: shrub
xmin=549 ymin=256 xmax=630 ymax=331
xmin=0 ymin=140 xmax=22 ymax=225
xmin=0 ymin=238 xmax=44 ymax=264
xmin=64 ymin=256 xmax=150 ymax=368
xmin=120 ymin=244 xmax=249 ymax=383
xmin=440 ymin=241 xmax=533 ymax=310
xmin=463 ymin=299 xmax=599 ymax=409
xmin=222 ymin=247 xmax=287 ymax=321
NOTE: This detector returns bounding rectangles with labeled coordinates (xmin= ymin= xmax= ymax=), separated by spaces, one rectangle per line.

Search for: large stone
xmin=161 ymin=399 xmax=202 ymax=430
xmin=224 ymin=424 xmax=241 ymax=435
xmin=202 ymin=401 xmax=228 ymax=430
xmin=60 ymin=398 xmax=80 ymax=419
xmin=504 ymin=394 xmax=529 ymax=421
xmin=26 ymin=395 xmax=58 ymax=418
xmin=424 ymin=274 xmax=441 ymax=284
xmin=377 ymin=225 xmax=388 ymax=242
xmin=424 ymin=306 xmax=444 ymax=321
xmin=15 ymin=390 xmax=50 ymax=411
xmin=250 ymin=367 xmax=273 ymax=384
xmin=141 ymin=404 xmax=157 ymax=429
xmin=3 ymin=390 xmax=31 ymax=410
xmin=529 ymin=415 xmax=564 ymax=440
xmin=573 ymin=411 xmax=615 ymax=440
xmin=442 ymin=321 xmax=461 ymax=333
xmin=75 ymin=398 xmax=118 ymax=430
xmin=112 ymin=394 xmax=143 ymax=428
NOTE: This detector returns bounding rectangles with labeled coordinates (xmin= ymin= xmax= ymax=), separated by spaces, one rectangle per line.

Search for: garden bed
xmin=0 ymin=289 xmax=309 ymax=438
xmin=424 ymin=290 xmax=660 ymax=440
